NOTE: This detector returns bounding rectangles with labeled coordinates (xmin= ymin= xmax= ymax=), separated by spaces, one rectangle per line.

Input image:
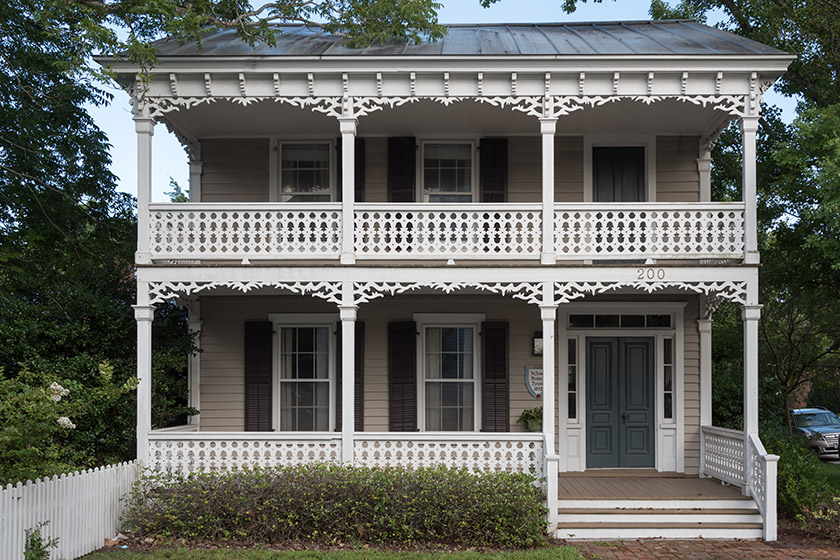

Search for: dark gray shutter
xmin=481 ymin=321 xmax=510 ymax=432
xmin=480 ymin=138 xmax=508 ymax=202
xmin=244 ymin=321 xmax=273 ymax=431
xmin=335 ymin=321 xmax=365 ymax=432
xmin=388 ymin=321 xmax=417 ymax=431
xmin=388 ymin=137 xmax=416 ymax=202
xmin=593 ymin=146 xmax=645 ymax=202
xmin=336 ymin=137 xmax=366 ymax=202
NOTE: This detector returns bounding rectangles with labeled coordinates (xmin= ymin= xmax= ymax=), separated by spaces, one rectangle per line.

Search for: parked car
xmin=790 ymin=407 xmax=840 ymax=456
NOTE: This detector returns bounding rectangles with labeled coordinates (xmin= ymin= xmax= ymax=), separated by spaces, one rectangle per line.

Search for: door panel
xmin=586 ymin=337 xmax=655 ymax=468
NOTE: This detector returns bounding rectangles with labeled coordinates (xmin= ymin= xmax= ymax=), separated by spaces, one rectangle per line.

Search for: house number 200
xmin=637 ymin=268 xmax=666 ymax=280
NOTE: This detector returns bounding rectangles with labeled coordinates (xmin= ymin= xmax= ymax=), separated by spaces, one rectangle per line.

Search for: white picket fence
xmin=0 ymin=461 xmax=139 ymax=560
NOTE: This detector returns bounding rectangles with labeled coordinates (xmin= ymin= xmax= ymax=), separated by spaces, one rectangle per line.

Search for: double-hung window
xmin=417 ymin=314 xmax=483 ymax=431
xmin=422 ymin=142 xmax=474 ymax=202
xmin=271 ymin=314 xmax=336 ymax=431
xmin=279 ymin=142 xmax=332 ymax=202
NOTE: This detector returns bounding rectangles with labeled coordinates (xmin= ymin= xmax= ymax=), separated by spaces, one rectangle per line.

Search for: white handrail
xmin=748 ymin=432 xmax=779 ymax=541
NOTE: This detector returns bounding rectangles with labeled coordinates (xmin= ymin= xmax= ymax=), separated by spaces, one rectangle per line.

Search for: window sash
xmin=422 ymin=142 xmax=474 ymax=203
xmin=420 ymin=324 xmax=478 ymax=431
xmin=279 ymin=143 xmax=332 ymax=202
xmin=277 ymin=324 xmax=332 ymax=431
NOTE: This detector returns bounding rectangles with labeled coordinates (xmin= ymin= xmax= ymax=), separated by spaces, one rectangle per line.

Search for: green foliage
xmin=517 ymin=407 xmax=543 ymax=431
xmin=124 ymin=464 xmax=548 ymax=548
xmin=87 ymin=548 xmax=585 ymax=559
xmin=24 ymin=522 xmax=58 ymax=560
xmin=0 ymin=363 xmax=137 ymax=485
xmin=165 ymin=178 xmax=190 ymax=203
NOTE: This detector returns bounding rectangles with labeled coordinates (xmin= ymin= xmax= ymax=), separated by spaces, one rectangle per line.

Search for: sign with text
xmin=525 ymin=365 xmax=543 ymax=399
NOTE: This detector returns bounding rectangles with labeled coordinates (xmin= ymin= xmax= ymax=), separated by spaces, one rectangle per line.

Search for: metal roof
xmin=150 ymin=20 xmax=786 ymax=58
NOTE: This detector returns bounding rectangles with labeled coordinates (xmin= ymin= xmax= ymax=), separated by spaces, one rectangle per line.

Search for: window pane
xmin=621 ymin=315 xmax=645 ymax=328
xmin=426 ymin=382 xmax=473 ymax=431
xmin=568 ymin=393 xmax=577 ymax=419
xmin=568 ymin=365 xmax=576 ymax=392
xmin=595 ymin=314 xmax=620 ymax=328
xmin=569 ymin=315 xmax=594 ymax=328
xmin=281 ymin=381 xmax=329 ymax=431
xmin=646 ymin=314 xmax=671 ymax=328
xmin=424 ymin=143 xmax=472 ymax=202
xmin=664 ymin=338 xmax=673 ymax=364
xmin=664 ymin=393 xmax=673 ymax=419
xmin=281 ymin=143 xmax=330 ymax=201
xmin=568 ymin=339 xmax=577 ymax=364
xmin=664 ymin=365 xmax=673 ymax=392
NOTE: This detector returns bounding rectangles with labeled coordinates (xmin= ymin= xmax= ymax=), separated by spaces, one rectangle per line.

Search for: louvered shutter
xmin=335 ymin=321 xmax=365 ymax=431
xmin=480 ymin=138 xmax=508 ymax=202
xmin=335 ymin=137 xmax=366 ymax=202
xmin=388 ymin=321 xmax=417 ymax=431
xmin=387 ymin=137 xmax=416 ymax=202
xmin=481 ymin=321 xmax=510 ymax=432
xmin=244 ymin=321 xmax=273 ymax=431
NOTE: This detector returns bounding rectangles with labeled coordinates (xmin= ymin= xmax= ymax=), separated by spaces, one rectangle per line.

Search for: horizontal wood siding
xmin=201 ymin=138 xmax=270 ymax=202
xmin=683 ymin=297 xmax=701 ymax=475
xmin=656 ymin=136 xmax=700 ymax=202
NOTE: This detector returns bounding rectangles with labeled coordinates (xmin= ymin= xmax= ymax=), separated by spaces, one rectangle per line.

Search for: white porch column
xmin=742 ymin=303 xmax=762 ymax=490
xmin=741 ymin=116 xmax=760 ymax=264
xmin=697 ymin=142 xmax=712 ymax=203
xmin=339 ymin=116 xmax=357 ymax=265
xmin=188 ymin=143 xmax=203 ymax=202
xmin=540 ymin=118 xmax=557 ymax=265
xmin=134 ymin=117 xmax=154 ymax=264
xmin=698 ymin=317 xmax=713 ymax=427
xmin=339 ymin=282 xmax=357 ymax=463
xmin=540 ymin=282 xmax=559 ymax=521
xmin=133 ymin=282 xmax=154 ymax=464
xmin=187 ymin=301 xmax=202 ymax=426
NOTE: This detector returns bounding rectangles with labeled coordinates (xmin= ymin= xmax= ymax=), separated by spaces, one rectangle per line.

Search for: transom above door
xmin=586 ymin=337 xmax=655 ymax=468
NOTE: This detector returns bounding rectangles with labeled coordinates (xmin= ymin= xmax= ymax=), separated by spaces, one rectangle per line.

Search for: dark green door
xmin=586 ymin=337 xmax=655 ymax=468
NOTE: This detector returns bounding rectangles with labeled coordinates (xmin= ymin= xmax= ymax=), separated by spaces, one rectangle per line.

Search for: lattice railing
xmin=748 ymin=432 xmax=779 ymax=540
xmin=147 ymin=432 xmax=342 ymax=472
xmin=353 ymin=433 xmax=544 ymax=477
xmin=700 ymin=425 xmax=745 ymax=487
xmin=554 ymin=203 xmax=745 ymax=259
xmin=355 ymin=204 xmax=542 ymax=259
xmin=149 ymin=203 xmax=342 ymax=260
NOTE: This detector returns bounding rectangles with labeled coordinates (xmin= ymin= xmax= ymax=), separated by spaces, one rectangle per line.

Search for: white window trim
xmin=268 ymin=313 xmax=339 ymax=432
xmin=414 ymin=313 xmax=485 ymax=432
xmin=583 ymin=133 xmax=657 ymax=203
xmin=417 ymin=139 xmax=479 ymax=203
xmin=268 ymin=139 xmax=336 ymax=202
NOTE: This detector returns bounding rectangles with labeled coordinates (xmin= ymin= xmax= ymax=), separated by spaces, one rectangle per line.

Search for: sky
xmin=89 ymin=0 xmax=796 ymax=202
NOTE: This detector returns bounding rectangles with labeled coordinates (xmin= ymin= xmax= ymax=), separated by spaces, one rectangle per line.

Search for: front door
xmin=586 ymin=337 xmax=655 ymax=468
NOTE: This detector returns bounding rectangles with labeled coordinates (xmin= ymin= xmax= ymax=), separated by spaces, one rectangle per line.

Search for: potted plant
xmin=517 ymin=407 xmax=543 ymax=432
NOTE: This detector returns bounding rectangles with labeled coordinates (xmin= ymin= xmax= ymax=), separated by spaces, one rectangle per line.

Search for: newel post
xmin=339 ymin=282 xmax=357 ymax=463
xmin=134 ymin=282 xmax=154 ymax=465
xmin=134 ymin=116 xmax=154 ymax=264
xmin=339 ymin=116 xmax=357 ymax=265
xmin=540 ymin=118 xmax=557 ymax=265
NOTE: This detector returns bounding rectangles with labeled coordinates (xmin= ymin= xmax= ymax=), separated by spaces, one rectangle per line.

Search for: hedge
xmin=123 ymin=464 xmax=548 ymax=548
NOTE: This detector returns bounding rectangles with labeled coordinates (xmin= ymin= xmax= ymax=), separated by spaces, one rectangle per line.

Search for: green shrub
xmin=123 ymin=464 xmax=548 ymax=548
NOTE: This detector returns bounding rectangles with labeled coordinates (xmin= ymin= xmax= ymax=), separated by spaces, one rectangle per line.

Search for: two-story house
xmin=99 ymin=20 xmax=793 ymax=540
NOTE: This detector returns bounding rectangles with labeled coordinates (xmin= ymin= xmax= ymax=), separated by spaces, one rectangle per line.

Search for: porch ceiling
xmin=164 ymin=97 xmax=726 ymax=138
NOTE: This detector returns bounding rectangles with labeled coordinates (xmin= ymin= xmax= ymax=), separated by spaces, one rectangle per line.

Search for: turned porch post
xmin=741 ymin=116 xmax=760 ymax=264
xmin=134 ymin=282 xmax=154 ymax=464
xmin=339 ymin=282 xmax=357 ymax=463
xmin=540 ymin=118 xmax=557 ymax=265
xmin=339 ymin=116 xmax=357 ymax=265
xmin=742 ymin=302 xmax=762 ymax=491
xmin=134 ymin=116 xmax=154 ymax=264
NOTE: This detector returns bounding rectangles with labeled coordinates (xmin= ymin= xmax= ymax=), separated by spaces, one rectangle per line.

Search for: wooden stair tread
xmin=556 ymin=508 xmax=759 ymax=515
xmin=555 ymin=522 xmax=763 ymax=529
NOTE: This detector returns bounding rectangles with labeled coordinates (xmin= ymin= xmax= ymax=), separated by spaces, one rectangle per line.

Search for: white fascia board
xmin=100 ymin=55 xmax=795 ymax=76
xmin=136 ymin=265 xmax=758 ymax=285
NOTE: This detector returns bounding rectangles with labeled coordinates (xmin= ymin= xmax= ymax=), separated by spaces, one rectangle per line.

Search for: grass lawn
xmin=816 ymin=458 xmax=840 ymax=491
xmin=83 ymin=547 xmax=585 ymax=559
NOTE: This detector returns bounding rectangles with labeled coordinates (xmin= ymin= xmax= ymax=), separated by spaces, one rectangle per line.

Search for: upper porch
xmin=102 ymin=22 xmax=793 ymax=267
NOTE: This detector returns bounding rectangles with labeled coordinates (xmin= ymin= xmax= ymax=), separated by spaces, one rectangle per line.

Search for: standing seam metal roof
xmin=150 ymin=20 xmax=786 ymax=57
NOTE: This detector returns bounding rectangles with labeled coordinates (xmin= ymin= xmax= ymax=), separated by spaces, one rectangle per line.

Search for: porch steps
xmin=554 ymin=499 xmax=763 ymax=540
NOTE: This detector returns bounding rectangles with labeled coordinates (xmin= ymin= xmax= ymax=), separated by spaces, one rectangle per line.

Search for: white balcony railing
xmin=149 ymin=203 xmax=342 ymax=260
xmin=699 ymin=425 xmax=745 ymax=486
xmin=555 ymin=203 xmax=745 ymax=259
xmin=146 ymin=202 xmax=745 ymax=262
xmin=355 ymin=203 xmax=542 ymax=259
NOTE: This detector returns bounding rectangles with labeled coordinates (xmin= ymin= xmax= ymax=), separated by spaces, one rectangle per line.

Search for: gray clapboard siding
xmin=656 ymin=136 xmax=700 ymax=203
xmin=200 ymin=138 xmax=270 ymax=202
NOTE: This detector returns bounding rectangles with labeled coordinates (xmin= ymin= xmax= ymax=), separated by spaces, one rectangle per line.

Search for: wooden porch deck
xmin=558 ymin=471 xmax=748 ymax=500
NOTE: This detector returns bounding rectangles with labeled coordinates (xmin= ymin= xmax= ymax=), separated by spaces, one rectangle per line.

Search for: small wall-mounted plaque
xmin=532 ymin=331 xmax=543 ymax=356
xmin=525 ymin=365 xmax=543 ymax=399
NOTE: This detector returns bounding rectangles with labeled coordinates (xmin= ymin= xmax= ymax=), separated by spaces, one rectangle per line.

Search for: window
xmin=663 ymin=337 xmax=674 ymax=420
xmin=279 ymin=143 xmax=332 ymax=202
xmin=422 ymin=142 xmax=474 ymax=202
xmin=568 ymin=338 xmax=577 ymax=420
xmin=270 ymin=314 xmax=337 ymax=432
xmin=423 ymin=326 xmax=476 ymax=430
xmin=568 ymin=314 xmax=672 ymax=329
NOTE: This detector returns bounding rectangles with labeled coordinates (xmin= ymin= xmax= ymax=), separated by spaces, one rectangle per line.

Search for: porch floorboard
xmin=557 ymin=475 xmax=749 ymax=500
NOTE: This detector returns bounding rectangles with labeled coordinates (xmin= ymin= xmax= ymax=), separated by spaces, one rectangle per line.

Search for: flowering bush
xmin=0 ymin=363 xmax=136 ymax=485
